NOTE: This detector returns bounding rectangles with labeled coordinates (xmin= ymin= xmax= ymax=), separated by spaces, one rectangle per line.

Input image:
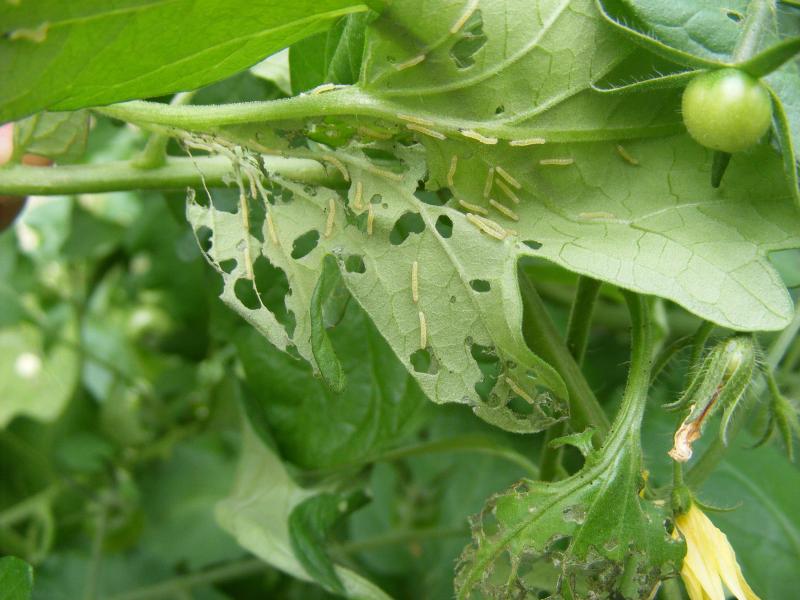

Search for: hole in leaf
xmin=450 ymin=10 xmax=487 ymax=69
xmin=196 ymin=226 xmax=213 ymax=254
xmin=389 ymin=212 xmax=426 ymax=245
xmin=234 ymin=278 xmax=260 ymax=310
xmin=252 ymin=255 xmax=295 ymax=336
xmin=469 ymin=279 xmax=490 ymax=293
xmin=495 ymin=105 xmax=505 ymax=115
xmin=291 ymin=229 xmax=320 ymax=259
xmin=344 ymin=255 xmax=366 ymax=274
xmin=523 ymin=240 xmax=542 ymax=250
xmin=410 ymin=348 xmax=439 ymax=374
xmin=415 ymin=188 xmax=446 ymax=206
xmin=370 ymin=194 xmax=383 ymax=205
xmin=507 ymin=395 xmax=534 ymax=415
xmin=471 ymin=342 xmax=501 ymax=402
xmin=219 ymin=259 xmax=237 ymax=274
xmin=726 ymin=10 xmax=743 ymax=22
xmin=435 ymin=215 xmax=453 ymax=238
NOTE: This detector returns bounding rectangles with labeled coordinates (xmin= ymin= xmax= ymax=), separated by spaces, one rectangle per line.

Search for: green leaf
xmin=455 ymin=297 xmax=684 ymax=600
xmin=0 ymin=1 xmax=372 ymax=122
xmin=235 ymin=298 xmax=428 ymax=470
xmin=215 ymin=423 xmax=392 ymax=599
xmin=310 ymin=255 xmax=346 ymax=392
xmin=189 ymin=142 xmax=569 ymax=434
xmin=357 ymin=0 xmax=682 ymax=142
xmin=0 ymin=310 xmax=80 ymax=427
xmin=12 ymin=111 xmax=89 ymax=164
xmin=289 ymin=493 xmax=348 ymax=595
xmin=0 ymin=556 xmax=34 ymax=600
xmin=422 ymin=134 xmax=799 ymax=331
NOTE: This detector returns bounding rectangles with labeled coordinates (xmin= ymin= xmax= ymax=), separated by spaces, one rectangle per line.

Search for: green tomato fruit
xmin=681 ymin=68 xmax=772 ymax=153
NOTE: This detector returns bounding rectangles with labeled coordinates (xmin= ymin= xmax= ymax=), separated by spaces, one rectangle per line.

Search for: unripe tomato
xmin=681 ymin=68 xmax=772 ymax=153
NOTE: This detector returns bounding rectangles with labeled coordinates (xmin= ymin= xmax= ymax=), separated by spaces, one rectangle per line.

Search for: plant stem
xmin=519 ymin=271 xmax=610 ymax=440
xmin=659 ymin=578 xmax=685 ymax=600
xmin=96 ymin=87 xmax=681 ymax=143
xmin=687 ymin=302 xmax=800 ymax=487
xmin=565 ymin=276 xmax=602 ymax=366
xmin=0 ymin=156 xmax=337 ymax=196
xmin=106 ymin=559 xmax=266 ymax=600
xmin=540 ymin=276 xmax=601 ymax=480
xmin=133 ymin=91 xmax=197 ymax=169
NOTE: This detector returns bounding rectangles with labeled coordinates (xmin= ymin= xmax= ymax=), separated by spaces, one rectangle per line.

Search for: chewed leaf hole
xmin=291 ymin=229 xmax=320 ymax=259
xmin=471 ymin=342 xmax=501 ymax=402
xmin=389 ymin=212 xmax=426 ymax=245
xmin=523 ymin=240 xmax=542 ymax=250
xmin=726 ymin=10 xmax=743 ymax=22
xmin=253 ymin=255 xmax=295 ymax=336
xmin=450 ymin=10 xmax=487 ymax=69
xmin=219 ymin=259 xmax=237 ymax=274
xmin=344 ymin=255 xmax=366 ymax=274
xmin=435 ymin=215 xmax=454 ymax=238
xmin=234 ymin=278 xmax=260 ymax=310
xmin=415 ymin=188 xmax=447 ymax=206
xmin=410 ymin=348 xmax=439 ymax=374
xmin=469 ymin=279 xmax=490 ymax=293
xmin=196 ymin=226 xmax=213 ymax=254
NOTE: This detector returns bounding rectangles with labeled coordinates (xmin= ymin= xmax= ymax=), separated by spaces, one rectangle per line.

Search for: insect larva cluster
xmin=466 ymin=213 xmax=507 ymax=240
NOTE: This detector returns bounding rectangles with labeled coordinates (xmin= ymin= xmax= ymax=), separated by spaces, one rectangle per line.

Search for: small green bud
xmin=667 ymin=335 xmax=756 ymax=462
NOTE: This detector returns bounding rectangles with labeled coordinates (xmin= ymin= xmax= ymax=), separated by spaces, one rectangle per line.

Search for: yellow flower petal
xmin=675 ymin=505 xmax=761 ymax=600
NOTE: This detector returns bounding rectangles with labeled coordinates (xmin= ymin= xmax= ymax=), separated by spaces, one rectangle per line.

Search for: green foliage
xmin=0 ymin=0 xmax=372 ymax=122
xmin=1 ymin=0 xmax=799 ymax=598
xmin=0 ymin=556 xmax=34 ymax=600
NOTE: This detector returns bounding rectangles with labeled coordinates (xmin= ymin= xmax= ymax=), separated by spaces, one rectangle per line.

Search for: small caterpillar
xmin=309 ymin=83 xmax=337 ymax=95
xmin=461 ymin=129 xmax=498 ymax=145
xmin=450 ymin=0 xmax=479 ymax=33
xmin=411 ymin=260 xmax=419 ymax=304
xmin=509 ymin=137 xmax=546 ymax=147
xmin=578 ymin=211 xmax=616 ymax=220
xmin=353 ymin=180 xmax=364 ymax=209
xmin=394 ymin=54 xmax=426 ymax=71
xmin=489 ymin=199 xmax=519 ymax=221
xmin=539 ymin=158 xmax=574 ymax=166
xmin=458 ymin=199 xmax=488 ymax=215
xmin=447 ymin=155 xmax=458 ymax=187
xmin=323 ymin=155 xmax=350 ymax=181
xmin=364 ymin=163 xmax=404 ymax=182
xmin=406 ymin=123 xmax=446 ymax=140
xmin=483 ymin=167 xmax=495 ymax=198
xmin=504 ymin=376 xmax=535 ymax=404
xmin=616 ymin=144 xmax=640 ymax=166
xmin=367 ymin=204 xmax=375 ymax=235
xmin=466 ymin=213 xmax=507 ymax=240
xmin=494 ymin=165 xmax=521 ymax=189
xmin=495 ymin=179 xmax=520 ymax=204
xmin=324 ymin=198 xmax=336 ymax=238
xmin=398 ymin=114 xmax=437 ymax=127
xmin=418 ymin=311 xmax=428 ymax=349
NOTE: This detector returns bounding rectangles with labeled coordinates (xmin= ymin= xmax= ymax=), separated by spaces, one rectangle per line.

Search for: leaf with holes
xmin=187 ymin=141 xmax=568 ymax=434
xmin=455 ymin=300 xmax=684 ymax=600
xmin=421 ymin=134 xmax=800 ymax=331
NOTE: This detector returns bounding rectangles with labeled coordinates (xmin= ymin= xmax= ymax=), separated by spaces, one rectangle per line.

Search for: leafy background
xmin=1 ymin=0 xmax=799 ymax=598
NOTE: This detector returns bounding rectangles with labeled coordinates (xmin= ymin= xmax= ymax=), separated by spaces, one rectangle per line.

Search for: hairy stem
xmin=687 ymin=302 xmax=800 ymax=487
xmin=519 ymin=271 xmax=610 ymax=440
xmin=540 ymin=276 xmax=601 ymax=480
xmin=0 ymin=156 xmax=337 ymax=196
xmin=733 ymin=0 xmax=773 ymax=62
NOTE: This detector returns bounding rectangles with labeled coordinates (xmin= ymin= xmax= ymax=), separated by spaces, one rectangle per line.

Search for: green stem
xmin=688 ymin=321 xmax=715 ymax=369
xmin=0 ymin=486 xmax=60 ymax=528
xmin=106 ymin=559 xmax=266 ymax=600
xmin=96 ymin=87 xmax=681 ymax=143
xmin=133 ymin=91 xmax=197 ymax=169
xmin=540 ymin=276 xmax=602 ymax=480
xmin=565 ymin=276 xmax=602 ymax=366
xmin=0 ymin=156 xmax=337 ymax=196
xmin=659 ymin=578 xmax=685 ymax=600
xmin=519 ymin=271 xmax=610 ymax=440
xmin=687 ymin=302 xmax=800 ymax=487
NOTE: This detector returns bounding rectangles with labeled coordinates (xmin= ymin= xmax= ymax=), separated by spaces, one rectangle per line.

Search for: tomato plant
xmin=1 ymin=1 xmax=799 ymax=599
